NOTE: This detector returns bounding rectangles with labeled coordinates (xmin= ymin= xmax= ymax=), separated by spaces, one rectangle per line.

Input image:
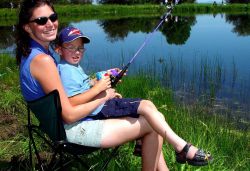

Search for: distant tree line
xmin=0 ymin=0 xmax=93 ymax=8
xmin=0 ymin=0 xmax=19 ymax=8
xmin=0 ymin=0 xmax=248 ymax=8
xmin=96 ymin=0 xmax=195 ymax=4
xmin=226 ymin=0 xmax=250 ymax=3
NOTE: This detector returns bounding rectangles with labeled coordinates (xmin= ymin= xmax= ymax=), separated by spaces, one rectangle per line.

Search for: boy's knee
xmin=159 ymin=112 xmax=166 ymax=120
xmin=140 ymin=99 xmax=155 ymax=109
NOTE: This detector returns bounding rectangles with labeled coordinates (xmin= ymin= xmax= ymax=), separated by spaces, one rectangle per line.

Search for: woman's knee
xmin=138 ymin=116 xmax=154 ymax=133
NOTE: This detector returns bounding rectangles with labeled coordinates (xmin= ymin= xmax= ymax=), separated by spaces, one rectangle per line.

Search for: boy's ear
xmin=55 ymin=46 xmax=62 ymax=55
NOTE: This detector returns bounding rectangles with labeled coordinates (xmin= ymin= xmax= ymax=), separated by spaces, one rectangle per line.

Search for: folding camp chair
xmin=26 ymin=89 xmax=119 ymax=171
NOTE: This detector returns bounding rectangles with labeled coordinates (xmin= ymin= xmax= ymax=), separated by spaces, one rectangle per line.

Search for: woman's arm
xmin=30 ymin=54 xmax=115 ymax=124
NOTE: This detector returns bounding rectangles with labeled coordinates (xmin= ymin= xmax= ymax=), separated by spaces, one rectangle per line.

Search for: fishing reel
xmin=96 ymin=69 xmax=120 ymax=88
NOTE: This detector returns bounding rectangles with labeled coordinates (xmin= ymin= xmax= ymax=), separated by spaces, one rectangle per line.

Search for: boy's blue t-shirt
xmin=20 ymin=39 xmax=56 ymax=101
xmin=58 ymin=60 xmax=104 ymax=116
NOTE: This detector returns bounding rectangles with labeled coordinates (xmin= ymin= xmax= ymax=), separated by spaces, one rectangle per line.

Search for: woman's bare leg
xmin=157 ymin=152 xmax=169 ymax=171
xmin=101 ymin=116 xmax=167 ymax=170
xmin=141 ymin=127 xmax=162 ymax=171
xmin=138 ymin=100 xmax=198 ymax=158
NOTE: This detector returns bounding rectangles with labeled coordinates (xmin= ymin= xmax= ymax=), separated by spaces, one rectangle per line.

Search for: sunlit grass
xmin=0 ymin=4 xmax=249 ymax=25
xmin=0 ymin=54 xmax=249 ymax=170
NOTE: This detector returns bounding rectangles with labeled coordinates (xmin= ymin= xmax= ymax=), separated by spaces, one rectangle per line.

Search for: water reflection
xmin=1 ymin=14 xmax=250 ymax=50
xmin=160 ymin=15 xmax=196 ymax=44
xmin=97 ymin=15 xmax=196 ymax=44
xmin=98 ymin=17 xmax=164 ymax=42
xmin=226 ymin=14 xmax=250 ymax=36
xmin=1 ymin=14 xmax=249 ymax=121
xmin=0 ymin=25 xmax=15 ymax=49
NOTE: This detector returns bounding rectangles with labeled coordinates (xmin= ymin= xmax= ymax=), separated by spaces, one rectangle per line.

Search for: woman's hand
xmin=101 ymin=88 xmax=122 ymax=101
xmin=115 ymin=92 xmax=122 ymax=98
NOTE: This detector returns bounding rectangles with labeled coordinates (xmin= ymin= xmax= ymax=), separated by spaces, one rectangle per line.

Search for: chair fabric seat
xmin=26 ymin=89 xmax=119 ymax=170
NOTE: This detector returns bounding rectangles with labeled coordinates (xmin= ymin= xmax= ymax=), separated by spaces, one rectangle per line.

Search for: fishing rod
xmin=110 ymin=5 xmax=174 ymax=88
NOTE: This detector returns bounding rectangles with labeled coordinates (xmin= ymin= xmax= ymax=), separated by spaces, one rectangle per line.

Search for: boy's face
xmin=60 ymin=38 xmax=85 ymax=65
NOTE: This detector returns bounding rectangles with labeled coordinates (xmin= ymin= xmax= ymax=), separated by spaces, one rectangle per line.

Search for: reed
xmin=0 ymin=4 xmax=249 ymax=25
xmin=0 ymin=54 xmax=24 ymax=115
xmin=174 ymin=3 xmax=250 ymax=15
xmin=0 ymin=54 xmax=249 ymax=170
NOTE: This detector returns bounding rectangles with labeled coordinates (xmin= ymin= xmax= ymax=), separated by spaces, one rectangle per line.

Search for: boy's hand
xmin=107 ymin=68 xmax=120 ymax=76
xmin=107 ymin=68 xmax=127 ymax=84
xmin=93 ymin=76 xmax=111 ymax=93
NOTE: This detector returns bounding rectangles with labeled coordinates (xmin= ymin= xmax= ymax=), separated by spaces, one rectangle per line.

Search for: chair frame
xmin=26 ymin=90 xmax=119 ymax=171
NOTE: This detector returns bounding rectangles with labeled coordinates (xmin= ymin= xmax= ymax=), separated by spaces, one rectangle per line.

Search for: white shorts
xmin=64 ymin=120 xmax=104 ymax=147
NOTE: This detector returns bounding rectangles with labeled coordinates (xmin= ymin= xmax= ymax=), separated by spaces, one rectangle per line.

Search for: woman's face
xmin=60 ymin=38 xmax=85 ymax=65
xmin=24 ymin=4 xmax=58 ymax=48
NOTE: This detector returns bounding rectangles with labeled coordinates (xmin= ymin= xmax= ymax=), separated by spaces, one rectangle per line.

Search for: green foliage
xmin=1 ymin=3 xmax=250 ymax=26
xmin=0 ymin=0 xmax=19 ymax=8
xmin=0 ymin=54 xmax=249 ymax=170
xmin=174 ymin=3 xmax=250 ymax=14
xmin=226 ymin=0 xmax=250 ymax=3
xmin=0 ymin=54 xmax=24 ymax=115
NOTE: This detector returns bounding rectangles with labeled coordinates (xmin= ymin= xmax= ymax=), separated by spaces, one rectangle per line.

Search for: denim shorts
xmin=64 ymin=120 xmax=104 ymax=147
xmin=93 ymin=98 xmax=141 ymax=119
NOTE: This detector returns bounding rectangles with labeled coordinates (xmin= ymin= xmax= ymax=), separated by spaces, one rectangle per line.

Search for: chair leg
xmin=29 ymin=137 xmax=33 ymax=168
xmin=100 ymin=146 xmax=119 ymax=171
xmin=49 ymin=145 xmax=70 ymax=170
xmin=29 ymin=128 xmax=46 ymax=171
xmin=72 ymin=154 xmax=90 ymax=170
xmin=59 ymin=150 xmax=64 ymax=170
xmin=48 ymin=146 xmax=60 ymax=170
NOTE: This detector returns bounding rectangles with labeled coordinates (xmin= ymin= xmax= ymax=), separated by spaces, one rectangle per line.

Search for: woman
xmin=16 ymin=0 xmax=212 ymax=170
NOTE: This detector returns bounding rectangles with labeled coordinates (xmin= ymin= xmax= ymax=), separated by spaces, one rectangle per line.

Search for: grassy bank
xmin=0 ymin=54 xmax=249 ymax=170
xmin=0 ymin=3 xmax=249 ymax=26
xmin=174 ymin=3 xmax=250 ymax=15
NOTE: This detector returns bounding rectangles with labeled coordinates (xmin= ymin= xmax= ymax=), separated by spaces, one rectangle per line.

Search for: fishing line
xmin=110 ymin=5 xmax=174 ymax=87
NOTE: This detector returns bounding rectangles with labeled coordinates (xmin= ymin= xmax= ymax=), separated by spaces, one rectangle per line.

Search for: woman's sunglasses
xmin=29 ymin=13 xmax=58 ymax=25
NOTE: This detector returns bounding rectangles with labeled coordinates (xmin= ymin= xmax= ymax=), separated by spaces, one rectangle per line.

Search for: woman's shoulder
xmin=32 ymin=53 xmax=55 ymax=65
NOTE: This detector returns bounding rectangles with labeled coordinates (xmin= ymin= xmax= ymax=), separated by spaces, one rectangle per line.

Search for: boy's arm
xmin=89 ymin=77 xmax=97 ymax=87
xmin=69 ymin=76 xmax=111 ymax=106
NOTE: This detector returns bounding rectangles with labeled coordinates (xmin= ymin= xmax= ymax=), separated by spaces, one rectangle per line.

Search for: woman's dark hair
xmin=15 ymin=0 xmax=55 ymax=65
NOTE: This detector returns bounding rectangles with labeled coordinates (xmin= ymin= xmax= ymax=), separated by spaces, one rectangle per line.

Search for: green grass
xmin=174 ymin=3 xmax=250 ymax=15
xmin=0 ymin=54 xmax=249 ymax=170
xmin=0 ymin=3 xmax=249 ymax=26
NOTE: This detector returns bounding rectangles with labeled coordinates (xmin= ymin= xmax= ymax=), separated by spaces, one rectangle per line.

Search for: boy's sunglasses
xmin=29 ymin=13 xmax=58 ymax=25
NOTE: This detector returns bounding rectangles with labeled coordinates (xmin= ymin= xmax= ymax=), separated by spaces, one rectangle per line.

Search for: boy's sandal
xmin=133 ymin=140 xmax=142 ymax=157
xmin=176 ymin=143 xmax=213 ymax=166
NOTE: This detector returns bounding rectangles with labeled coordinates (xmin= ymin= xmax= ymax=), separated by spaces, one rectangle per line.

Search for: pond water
xmin=1 ymin=13 xmax=249 ymax=121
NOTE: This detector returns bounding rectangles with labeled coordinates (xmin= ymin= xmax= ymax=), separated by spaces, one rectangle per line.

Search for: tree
xmin=97 ymin=0 xmax=194 ymax=4
xmin=160 ymin=16 xmax=196 ymax=45
xmin=0 ymin=0 xmax=20 ymax=8
xmin=226 ymin=0 xmax=250 ymax=3
xmin=226 ymin=14 xmax=250 ymax=36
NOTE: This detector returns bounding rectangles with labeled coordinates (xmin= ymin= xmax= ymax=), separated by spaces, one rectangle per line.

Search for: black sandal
xmin=133 ymin=139 xmax=142 ymax=157
xmin=176 ymin=143 xmax=213 ymax=166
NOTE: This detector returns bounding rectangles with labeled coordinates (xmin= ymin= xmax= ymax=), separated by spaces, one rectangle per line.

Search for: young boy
xmin=57 ymin=26 xmax=142 ymax=153
xmin=57 ymin=26 xmax=141 ymax=121
xmin=56 ymin=26 xmax=142 ymax=155
xmin=56 ymin=27 xmax=213 ymax=163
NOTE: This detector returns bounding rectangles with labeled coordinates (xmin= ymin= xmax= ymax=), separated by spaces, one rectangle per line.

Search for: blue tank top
xmin=20 ymin=39 xmax=56 ymax=101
